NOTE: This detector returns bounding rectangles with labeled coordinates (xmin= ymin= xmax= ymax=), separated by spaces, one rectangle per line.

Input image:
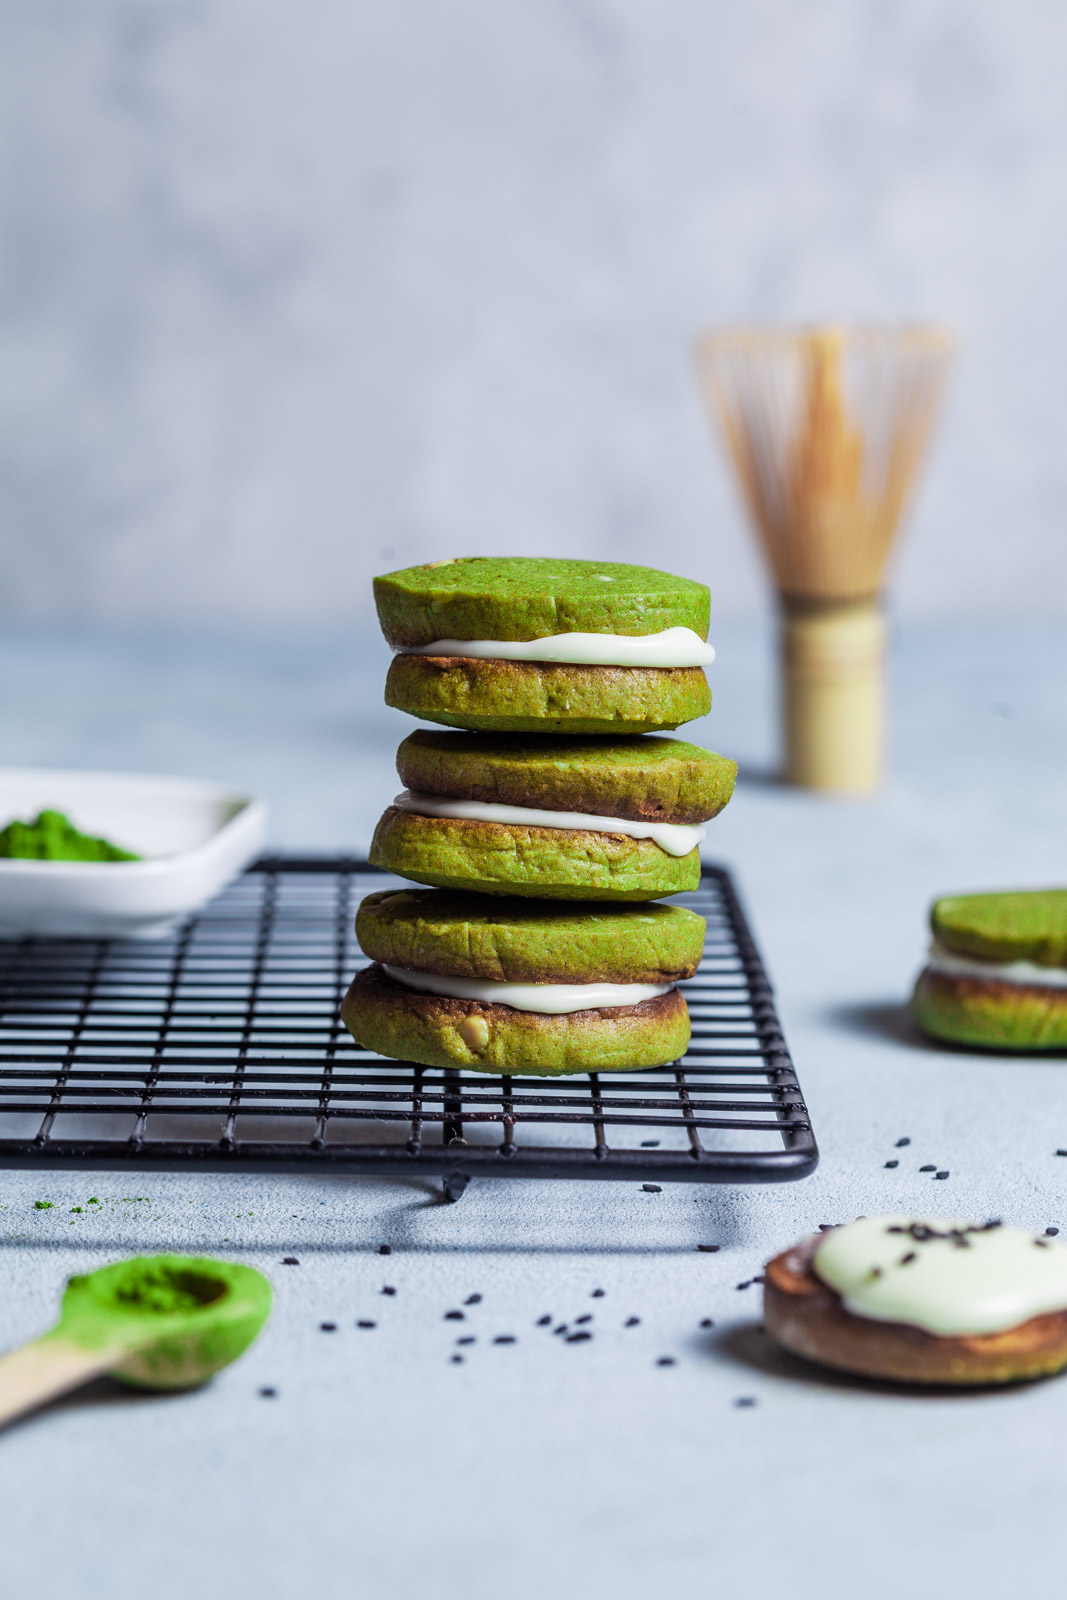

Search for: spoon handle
xmin=0 ymin=1337 xmax=117 ymax=1429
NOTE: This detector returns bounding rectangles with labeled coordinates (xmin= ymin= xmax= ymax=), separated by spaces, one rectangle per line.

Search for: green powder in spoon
xmin=54 ymin=1255 xmax=271 ymax=1387
xmin=0 ymin=809 xmax=140 ymax=862
xmin=104 ymin=1262 xmax=216 ymax=1316
xmin=0 ymin=1255 xmax=272 ymax=1426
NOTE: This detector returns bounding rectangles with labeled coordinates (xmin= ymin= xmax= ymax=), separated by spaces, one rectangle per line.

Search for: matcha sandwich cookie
xmin=342 ymin=888 xmax=704 ymax=1074
xmin=912 ymin=890 xmax=1067 ymax=1050
xmin=377 ymin=557 xmax=713 ymax=734
xmin=371 ymin=730 xmax=735 ymax=900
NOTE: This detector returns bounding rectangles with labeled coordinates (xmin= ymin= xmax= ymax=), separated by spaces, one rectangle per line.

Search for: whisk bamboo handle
xmin=782 ymin=599 xmax=885 ymax=793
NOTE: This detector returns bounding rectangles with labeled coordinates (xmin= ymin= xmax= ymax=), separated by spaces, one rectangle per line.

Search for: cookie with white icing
xmin=764 ymin=1216 xmax=1067 ymax=1385
xmin=342 ymin=890 xmax=702 ymax=1075
xmin=912 ymin=890 xmax=1067 ymax=1050
xmin=376 ymin=558 xmax=714 ymax=734
xmin=371 ymin=732 xmax=736 ymax=900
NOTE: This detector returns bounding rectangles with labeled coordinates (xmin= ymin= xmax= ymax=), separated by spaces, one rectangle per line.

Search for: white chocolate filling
xmin=381 ymin=964 xmax=673 ymax=1015
xmin=402 ymin=626 xmax=715 ymax=669
xmin=927 ymin=939 xmax=1067 ymax=990
xmin=814 ymin=1215 xmax=1067 ymax=1336
xmin=392 ymin=791 xmax=705 ymax=858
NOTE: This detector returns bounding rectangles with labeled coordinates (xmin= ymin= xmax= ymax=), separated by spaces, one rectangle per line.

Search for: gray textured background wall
xmin=2 ymin=0 xmax=1066 ymax=625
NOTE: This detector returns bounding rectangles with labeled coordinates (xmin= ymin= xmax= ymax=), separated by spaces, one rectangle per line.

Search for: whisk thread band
xmin=781 ymin=598 xmax=885 ymax=794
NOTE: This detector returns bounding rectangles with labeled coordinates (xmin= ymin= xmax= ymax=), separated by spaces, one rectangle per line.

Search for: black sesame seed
xmin=919 ymin=1164 xmax=936 ymax=1172
xmin=281 ymin=1257 xmax=299 ymax=1266
xmin=554 ymin=1325 xmax=568 ymax=1336
xmin=884 ymin=1160 xmax=899 ymax=1169
xmin=378 ymin=1244 xmax=392 ymax=1255
xmin=566 ymin=1331 xmax=593 ymax=1343
xmin=734 ymin=1396 xmax=758 ymax=1408
xmin=935 ymin=1171 xmax=949 ymax=1180
xmin=357 ymin=1320 xmax=376 ymax=1329
xmin=591 ymin=1289 xmax=605 ymax=1298
xmin=697 ymin=1245 xmax=720 ymax=1253
xmin=320 ymin=1322 xmax=337 ymax=1332
xmin=450 ymin=1355 xmax=463 ymax=1364
xmin=457 ymin=1336 xmax=475 ymax=1345
xmin=736 ymin=1281 xmax=752 ymax=1291
xmin=1057 ymin=1151 xmax=1067 ymax=1158
xmin=895 ymin=1137 xmax=911 ymax=1148
xmin=624 ymin=1316 xmax=641 ymax=1327
xmin=535 ymin=1314 xmax=552 ymax=1326
xmin=258 ymin=1387 xmax=277 ymax=1398
xmin=700 ymin=1318 xmax=715 ymax=1329
xmin=656 ymin=1356 xmax=676 ymax=1367
xmin=493 ymin=1336 xmax=516 ymax=1345
xmin=575 ymin=1314 xmax=593 ymax=1325
xmin=444 ymin=1310 xmax=465 ymax=1321
xmin=464 ymin=1294 xmax=483 ymax=1305
xmin=642 ymin=1184 xmax=662 ymax=1193
xmin=900 ymin=1252 xmax=917 ymax=1266
xmin=1047 ymin=1228 xmax=1060 ymax=1237
xmin=640 ymin=1140 xmax=660 ymax=1148
xmin=381 ymin=1286 xmax=396 ymax=1296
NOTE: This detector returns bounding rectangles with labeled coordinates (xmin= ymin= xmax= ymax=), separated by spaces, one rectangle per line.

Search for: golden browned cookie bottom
xmin=912 ymin=967 xmax=1067 ymax=1051
xmin=341 ymin=963 xmax=691 ymax=1076
xmin=384 ymin=654 xmax=711 ymax=735
xmin=764 ymin=1234 xmax=1067 ymax=1386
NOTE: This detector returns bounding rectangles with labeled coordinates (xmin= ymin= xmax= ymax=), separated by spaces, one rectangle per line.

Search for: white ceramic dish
xmin=0 ymin=768 xmax=268 ymax=939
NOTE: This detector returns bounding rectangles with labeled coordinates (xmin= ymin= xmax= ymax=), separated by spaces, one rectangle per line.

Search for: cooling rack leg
xmin=440 ymin=1173 xmax=470 ymax=1204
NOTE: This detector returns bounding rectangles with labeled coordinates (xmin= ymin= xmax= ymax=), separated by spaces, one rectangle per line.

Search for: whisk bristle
xmin=697 ymin=325 xmax=952 ymax=603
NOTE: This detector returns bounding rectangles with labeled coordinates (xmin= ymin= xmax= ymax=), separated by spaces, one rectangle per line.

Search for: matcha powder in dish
xmin=0 ymin=810 xmax=140 ymax=862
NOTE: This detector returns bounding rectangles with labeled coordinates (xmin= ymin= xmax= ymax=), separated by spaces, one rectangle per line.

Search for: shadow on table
xmin=0 ymin=1166 xmax=750 ymax=1254
xmin=831 ymin=1002 xmax=1067 ymax=1061
xmin=0 ymin=1374 xmax=190 ymax=1439
xmin=701 ymin=1321 xmax=1025 ymax=1401
xmin=828 ymin=1001 xmax=931 ymax=1051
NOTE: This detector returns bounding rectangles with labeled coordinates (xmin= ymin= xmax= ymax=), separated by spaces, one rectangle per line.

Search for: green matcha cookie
xmin=375 ymin=557 xmax=710 ymax=648
xmin=342 ymin=965 xmax=691 ymax=1076
xmin=385 ymin=656 xmax=710 ymax=735
xmin=931 ymin=891 xmax=1067 ymax=968
xmin=370 ymin=809 xmax=701 ymax=900
xmin=396 ymin=730 xmax=736 ymax=824
xmin=912 ymin=969 xmax=1067 ymax=1052
xmin=356 ymin=889 xmax=705 ymax=983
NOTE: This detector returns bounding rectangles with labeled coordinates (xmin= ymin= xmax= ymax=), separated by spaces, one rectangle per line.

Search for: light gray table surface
xmin=1 ymin=619 xmax=1066 ymax=1599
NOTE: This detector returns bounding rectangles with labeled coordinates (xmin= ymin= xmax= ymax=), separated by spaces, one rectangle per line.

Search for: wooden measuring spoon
xmin=0 ymin=1253 xmax=272 ymax=1430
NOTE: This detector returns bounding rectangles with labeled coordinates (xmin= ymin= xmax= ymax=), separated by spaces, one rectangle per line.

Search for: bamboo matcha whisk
xmin=696 ymin=325 xmax=952 ymax=792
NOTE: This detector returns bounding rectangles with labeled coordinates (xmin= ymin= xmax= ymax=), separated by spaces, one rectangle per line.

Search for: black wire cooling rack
xmin=0 ymin=859 xmax=817 ymax=1195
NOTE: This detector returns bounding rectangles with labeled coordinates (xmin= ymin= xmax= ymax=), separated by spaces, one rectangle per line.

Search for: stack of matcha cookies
xmin=342 ymin=557 xmax=736 ymax=1077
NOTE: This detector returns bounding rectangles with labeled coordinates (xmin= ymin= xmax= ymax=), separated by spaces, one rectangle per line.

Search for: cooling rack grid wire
xmin=0 ymin=860 xmax=817 ymax=1186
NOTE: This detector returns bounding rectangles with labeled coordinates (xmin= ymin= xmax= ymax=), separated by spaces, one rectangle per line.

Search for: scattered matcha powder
xmin=33 ymin=1200 xmax=53 ymax=1210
